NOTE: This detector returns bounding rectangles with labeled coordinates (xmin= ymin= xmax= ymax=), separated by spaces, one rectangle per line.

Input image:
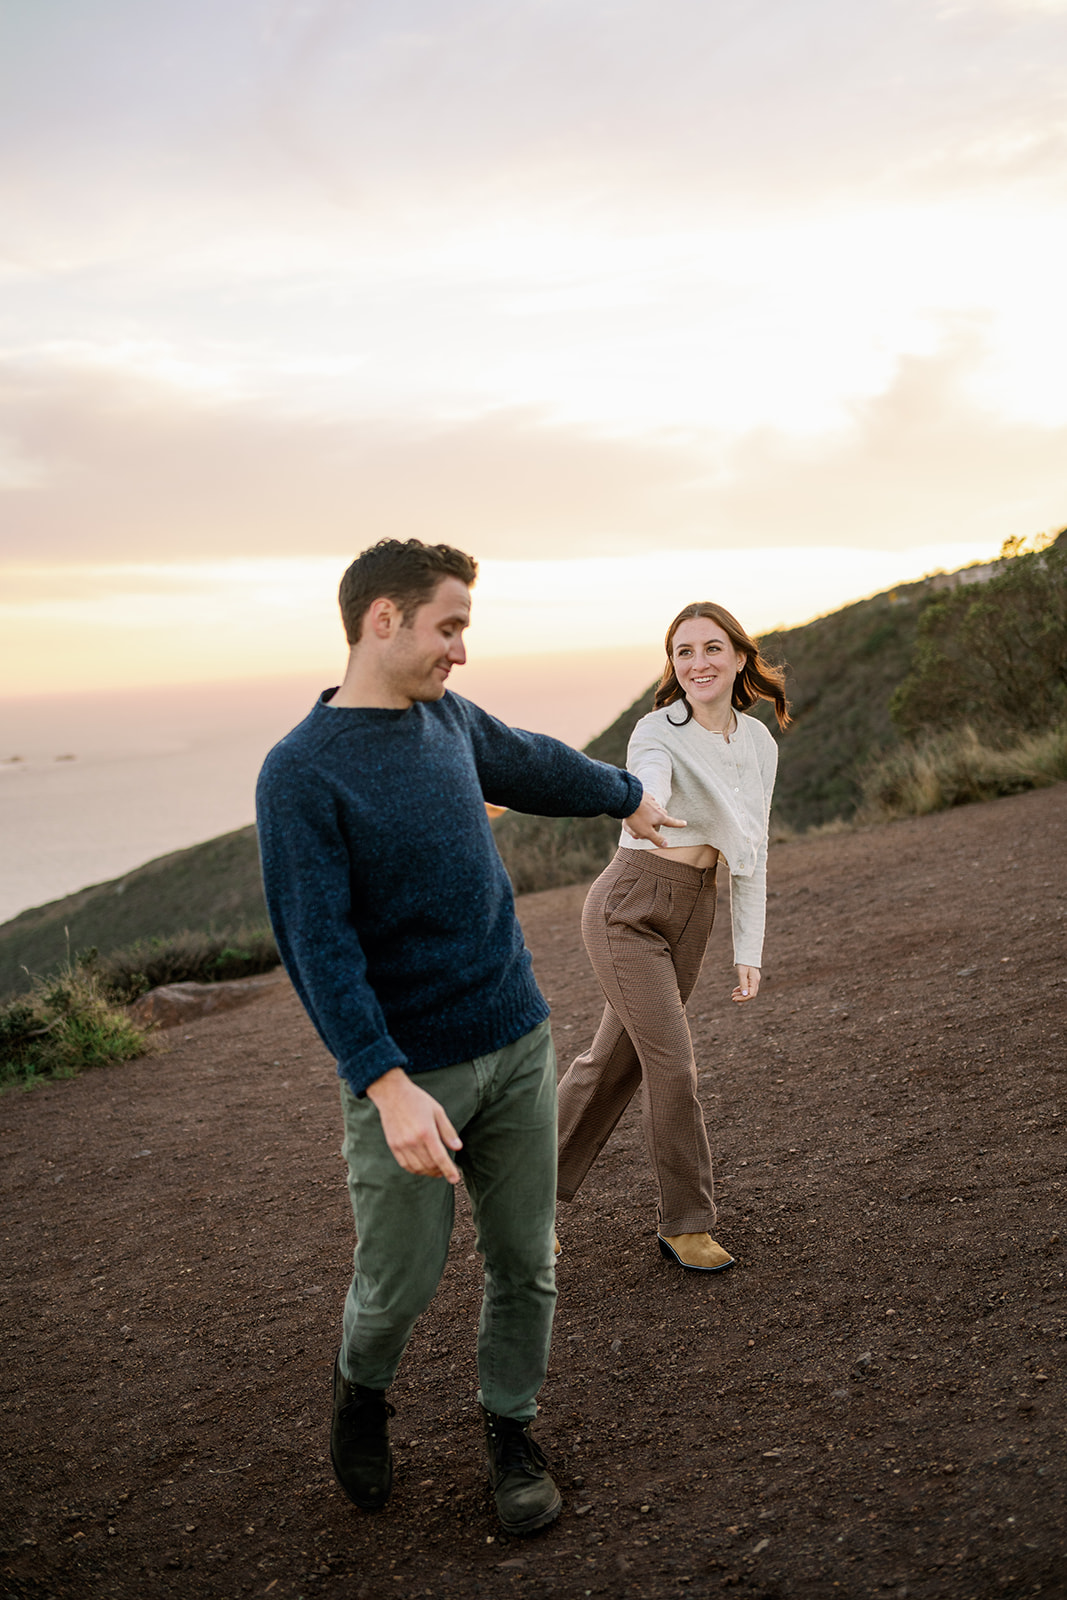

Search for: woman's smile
xmin=670 ymin=618 xmax=747 ymax=724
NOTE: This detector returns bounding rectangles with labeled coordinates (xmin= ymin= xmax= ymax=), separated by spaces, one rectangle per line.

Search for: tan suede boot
xmin=657 ymin=1232 xmax=735 ymax=1272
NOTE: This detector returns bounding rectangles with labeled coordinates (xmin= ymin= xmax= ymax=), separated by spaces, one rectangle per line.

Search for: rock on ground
xmin=128 ymin=974 xmax=286 ymax=1031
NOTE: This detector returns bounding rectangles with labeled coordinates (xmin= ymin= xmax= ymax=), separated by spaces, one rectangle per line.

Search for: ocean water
xmin=0 ymin=649 xmax=656 ymax=925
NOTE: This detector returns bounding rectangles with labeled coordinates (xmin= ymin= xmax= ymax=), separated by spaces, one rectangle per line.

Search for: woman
xmin=556 ymin=601 xmax=790 ymax=1272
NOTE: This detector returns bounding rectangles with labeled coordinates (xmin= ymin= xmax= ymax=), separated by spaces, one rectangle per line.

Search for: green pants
xmin=338 ymin=1019 xmax=558 ymax=1421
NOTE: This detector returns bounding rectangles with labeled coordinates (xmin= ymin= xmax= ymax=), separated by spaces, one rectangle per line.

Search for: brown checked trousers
xmin=557 ymin=847 xmax=719 ymax=1236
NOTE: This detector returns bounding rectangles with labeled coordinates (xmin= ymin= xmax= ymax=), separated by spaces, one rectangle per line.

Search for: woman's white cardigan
xmin=620 ymin=707 xmax=779 ymax=967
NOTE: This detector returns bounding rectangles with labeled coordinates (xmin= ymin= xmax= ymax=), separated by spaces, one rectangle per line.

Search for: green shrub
xmin=891 ymin=538 xmax=1067 ymax=740
xmin=78 ymin=925 xmax=280 ymax=1004
xmin=857 ymin=723 xmax=1067 ymax=823
xmin=0 ymin=967 xmax=150 ymax=1091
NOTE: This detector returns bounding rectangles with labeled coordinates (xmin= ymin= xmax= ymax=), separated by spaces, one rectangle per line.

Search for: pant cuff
xmin=658 ymin=1214 xmax=718 ymax=1236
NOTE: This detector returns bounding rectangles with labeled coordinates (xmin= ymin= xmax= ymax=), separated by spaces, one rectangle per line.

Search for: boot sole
xmin=330 ymin=1443 xmax=394 ymax=1511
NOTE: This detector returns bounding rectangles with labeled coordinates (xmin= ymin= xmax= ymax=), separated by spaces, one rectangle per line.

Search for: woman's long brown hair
xmin=653 ymin=602 xmax=791 ymax=729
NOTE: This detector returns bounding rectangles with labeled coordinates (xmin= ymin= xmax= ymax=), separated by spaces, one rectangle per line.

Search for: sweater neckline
xmin=316 ymin=690 xmax=414 ymax=722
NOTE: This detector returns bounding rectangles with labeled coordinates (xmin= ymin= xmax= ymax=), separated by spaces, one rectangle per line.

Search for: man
xmin=256 ymin=538 xmax=679 ymax=1534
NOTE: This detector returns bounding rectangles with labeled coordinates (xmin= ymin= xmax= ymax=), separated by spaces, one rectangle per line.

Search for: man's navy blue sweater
xmin=256 ymin=690 xmax=643 ymax=1096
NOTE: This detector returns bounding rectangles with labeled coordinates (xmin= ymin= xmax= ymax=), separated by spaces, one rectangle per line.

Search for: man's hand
xmin=731 ymin=965 xmax=761 ymax=1003
xmin=366 ymin=1068 xmax=463 ymax=1183
xmin=622 ymin=794 xmax=687 ymax=848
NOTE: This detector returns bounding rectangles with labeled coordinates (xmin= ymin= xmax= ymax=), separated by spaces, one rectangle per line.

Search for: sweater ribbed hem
xmin=339 ymin=990 xmax=551 ymax=1097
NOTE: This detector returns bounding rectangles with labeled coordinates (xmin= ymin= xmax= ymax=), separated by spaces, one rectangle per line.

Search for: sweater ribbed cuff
xmin=337 ymin=1035 xmax=410 ymax=1098
xmin=617 ymin=773 xmax=644 ymax=818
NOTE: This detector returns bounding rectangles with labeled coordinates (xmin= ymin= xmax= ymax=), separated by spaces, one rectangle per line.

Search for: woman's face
xmin=670 ymin=617 xmax=746 ymax=715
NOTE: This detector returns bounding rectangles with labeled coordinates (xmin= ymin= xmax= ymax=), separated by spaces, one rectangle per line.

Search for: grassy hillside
xmin=753 ymin=581 xmax=927 ymax=826
xmin=493 ymin=567 xmax=952 ymax=891
xmin=0 ymin=827 xmax=266 ymax=999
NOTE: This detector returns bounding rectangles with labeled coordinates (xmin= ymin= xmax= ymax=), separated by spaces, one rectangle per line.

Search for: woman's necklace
xmin=693 ymin=708 xmax=737 ymax=742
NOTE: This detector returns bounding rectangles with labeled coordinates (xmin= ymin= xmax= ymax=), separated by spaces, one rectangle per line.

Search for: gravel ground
xmin=2 ymin=783 xmax=1065 ymax=1600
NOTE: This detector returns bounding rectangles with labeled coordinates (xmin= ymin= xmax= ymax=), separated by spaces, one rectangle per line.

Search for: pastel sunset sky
xmin=2 ymin=0 xmax=1066 ymax=704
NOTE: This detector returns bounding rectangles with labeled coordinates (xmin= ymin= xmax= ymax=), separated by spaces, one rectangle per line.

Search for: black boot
xmin=330 ymin=1354 xmax=394 ymax=1511
xmin=482 ymin=1408 xmax=562 ymax=1534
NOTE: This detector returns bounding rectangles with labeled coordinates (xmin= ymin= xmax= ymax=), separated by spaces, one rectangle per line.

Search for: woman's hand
xmin=623 ymin=795 xmax=687 ymax=847
xmin=731 ymin=965 xmax=761 ymax=1003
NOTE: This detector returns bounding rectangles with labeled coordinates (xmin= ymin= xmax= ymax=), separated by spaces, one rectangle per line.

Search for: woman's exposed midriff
xmin=654 ymin=843 xmax=720 ymax=870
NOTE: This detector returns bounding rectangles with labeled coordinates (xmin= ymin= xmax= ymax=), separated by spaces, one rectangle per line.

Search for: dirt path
xmin=2 ymin=786 xmax=1065 ymax=1600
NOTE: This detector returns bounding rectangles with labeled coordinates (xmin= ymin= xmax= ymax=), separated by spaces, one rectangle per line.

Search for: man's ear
xmin=365 ymin=597 xmax=400 ymax=639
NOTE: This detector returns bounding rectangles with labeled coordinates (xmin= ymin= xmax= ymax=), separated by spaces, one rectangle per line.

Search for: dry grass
xmin=491 ymin=812 xmax=621 ymax=896
xmin=856 ymin=723 xmax=1067 ymax=823
xmin=803 ymin=816 xmax=854 ymax=838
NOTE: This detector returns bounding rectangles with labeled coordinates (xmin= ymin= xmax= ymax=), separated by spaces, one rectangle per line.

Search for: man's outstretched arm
xmin=463 ymin=696 xmax=663 ymax=824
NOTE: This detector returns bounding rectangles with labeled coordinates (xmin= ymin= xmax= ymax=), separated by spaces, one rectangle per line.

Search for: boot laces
xmin=493 ymin=1418 xmax=548 ymax=1476
xmin=340 ymin=1390 xmax=395 ymax=1435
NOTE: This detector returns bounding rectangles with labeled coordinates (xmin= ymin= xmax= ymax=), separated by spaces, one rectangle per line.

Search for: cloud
xmin=1 ymin=0 xmax=1065 ymax=267
xmin=0 ymin=357 xmax=705 ymax=561
xmin=712 ymin=325 xmax=1067 ymax=547
xmin=189 ymin=1 xmax=1067 ymax=216
xmin=1 ymin=328 xmax=1064 ymax=567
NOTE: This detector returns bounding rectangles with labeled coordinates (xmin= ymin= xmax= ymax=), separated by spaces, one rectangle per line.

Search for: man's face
xmin=384 ymin=576 xmax=471 ymax=706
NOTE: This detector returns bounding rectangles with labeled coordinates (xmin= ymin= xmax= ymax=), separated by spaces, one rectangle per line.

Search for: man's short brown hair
xmin=338 ymin=539 xmax=479 ymax=645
